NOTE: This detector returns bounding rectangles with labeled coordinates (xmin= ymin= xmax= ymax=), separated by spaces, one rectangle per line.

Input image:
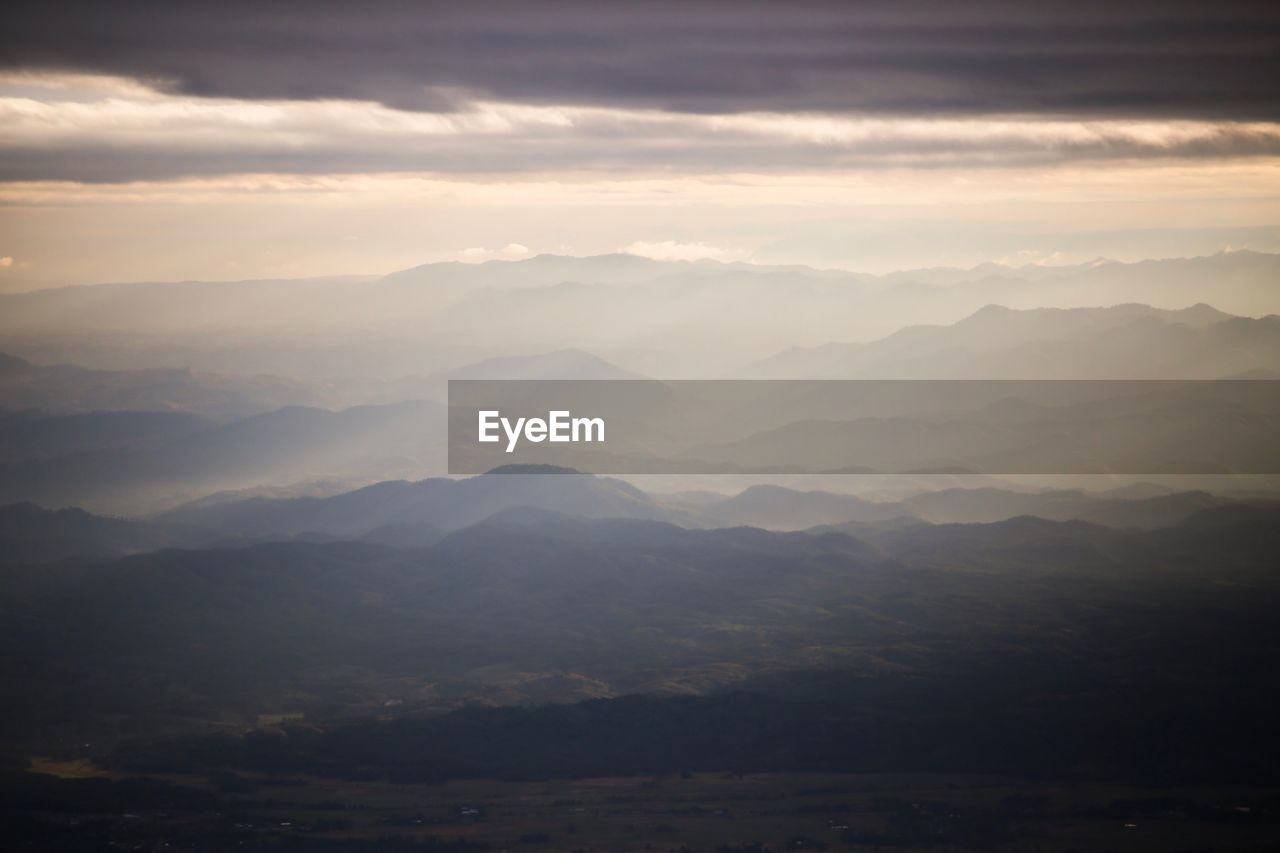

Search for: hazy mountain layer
xmin=743 ymin=303 xmax=1280 ymax=378
xmin=4 ymin=468 xmax=1274 ymax=562
xmin=0 ymin=401 xmax=445 ymax=513
xmin=0 ymin=352 xmax=316 ymax=419
xmin=3 ymin=252 xmax=1277 ymax=380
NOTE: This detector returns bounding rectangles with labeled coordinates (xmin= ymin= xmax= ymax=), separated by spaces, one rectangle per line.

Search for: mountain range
xmin=0 ymin=400 xmax=445 ymax=512
xmin=741 ymin=303 xmax=1280 ymax=378
xmin=4 ymin=252 xmax=1278 ymax=380
xmin=4 ymin=295 xmax=1279 ymax=509
xmin=4 ymin=469 xmax=1275 ymax=566
xmin=4 ymin=498 xmax=1278 ymax=759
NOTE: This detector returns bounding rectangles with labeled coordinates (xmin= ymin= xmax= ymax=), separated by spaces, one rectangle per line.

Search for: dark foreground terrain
xmin=6 ymin=762 xmax=1280 ymax=852
xmin=1 ymin=482 xmax=1279 ymax=849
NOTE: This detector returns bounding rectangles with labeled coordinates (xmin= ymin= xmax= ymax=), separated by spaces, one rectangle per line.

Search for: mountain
xmin=0 ymin=469 xmax=673 ymax=562
xmin=379 ymin=252 xmax=676 ymax=290
xmin=679 ymin=380 xmax=1280 ymax=475
xmin=0 ymin=470 xmax=1251 ymax=565
xmin=987 ymin=250 xmax=1280 ymax=318
xmin=740 ymin=302 xmax=1280 ymax=378
xmin=0 ymin=351 xmax=316 ymax=418
xmin=0 ymin=408 xmax=213 ymax=464
xmin=869 ymin=251 xmax=1280 ymax=320
xmin=899 ymin=487 xmax=1233 ymax=528
xmin=0 ymin=502 xmax=173 ymax=564
xmin=0 ymin=275 xmax=379 ymax=337
xmin=1 ymin=458 xmax=1259 ymax=563
xmin=4 ymin=506 xmax=1279 ymax=753
xmin=6 ymin=252 xmax=1278 ymax=381
xmin=693 ymin=484 xmax=1246 ymax=531
xmin=159 ymin=467 xmax=673 ymax=541
xmin=441 ymin=348 xmax=644 ymax=380
xmin=0 ymin=400 xmax=446 ymax=512
xmin=697 ymin=484 xmax=898 ymax=529
xmin=363 ymin=347 xmax=647 ymax=404
xmin=0 ymin=338 xmax=638 ymax=419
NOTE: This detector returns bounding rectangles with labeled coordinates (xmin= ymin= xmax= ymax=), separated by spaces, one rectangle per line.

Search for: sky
xmin=2 ymin=0 xmax=1279 ymax=287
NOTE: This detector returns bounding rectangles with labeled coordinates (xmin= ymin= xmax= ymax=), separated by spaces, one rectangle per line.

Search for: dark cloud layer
xmin=5 ymin=0 xmax=1280 ymax=119
xmin=6 ymin=116 xmax=1280 ymax=184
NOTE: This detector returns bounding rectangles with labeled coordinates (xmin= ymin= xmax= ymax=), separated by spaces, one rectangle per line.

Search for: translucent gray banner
xmin=448 ymin=380 xmax=1280 ymax=474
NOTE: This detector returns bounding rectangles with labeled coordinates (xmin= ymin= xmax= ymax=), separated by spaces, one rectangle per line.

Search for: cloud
xmin=995 ymin=249 xmax=1070 ymax=267
xmin=622 ymin=241 xmax=737 ymax=262
xmin=2 ymin=1 xmax=1278 ymax=121
xmin=3 ymin=73 xmax=1279 ymax=182
xmin=457 ymin=243 xmax=532 ymax=262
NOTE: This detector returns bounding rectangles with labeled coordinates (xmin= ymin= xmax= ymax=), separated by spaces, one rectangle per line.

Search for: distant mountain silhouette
xmin=5 ymin=252 xmax=1277 ymax=380
xmin=0 ymin=400 xmax=445 ymax=512
xmin=697 ymin=483 xmax=1246 ymax=531
xmin=0 ymin=502 xmax=172 ymax=564
xmin=160 ymin=468 xmax=670 ymax=540
xmin=145 ymin=473 xmax=1280 ymax=547
xmin=0 ymin=408 xmax=212 ymax=464
xmin=442 ymin=348 xmax=644 ymax=380
xmin=741 ymin=302 xmax=1280 ymax=378
xmin=0 ymin=351 xmax=315 ymax=417
xmin=368 ymin=347 xmax=646 ymax=403
xmin=679 ymin=379 xmax=1280 ymax=474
